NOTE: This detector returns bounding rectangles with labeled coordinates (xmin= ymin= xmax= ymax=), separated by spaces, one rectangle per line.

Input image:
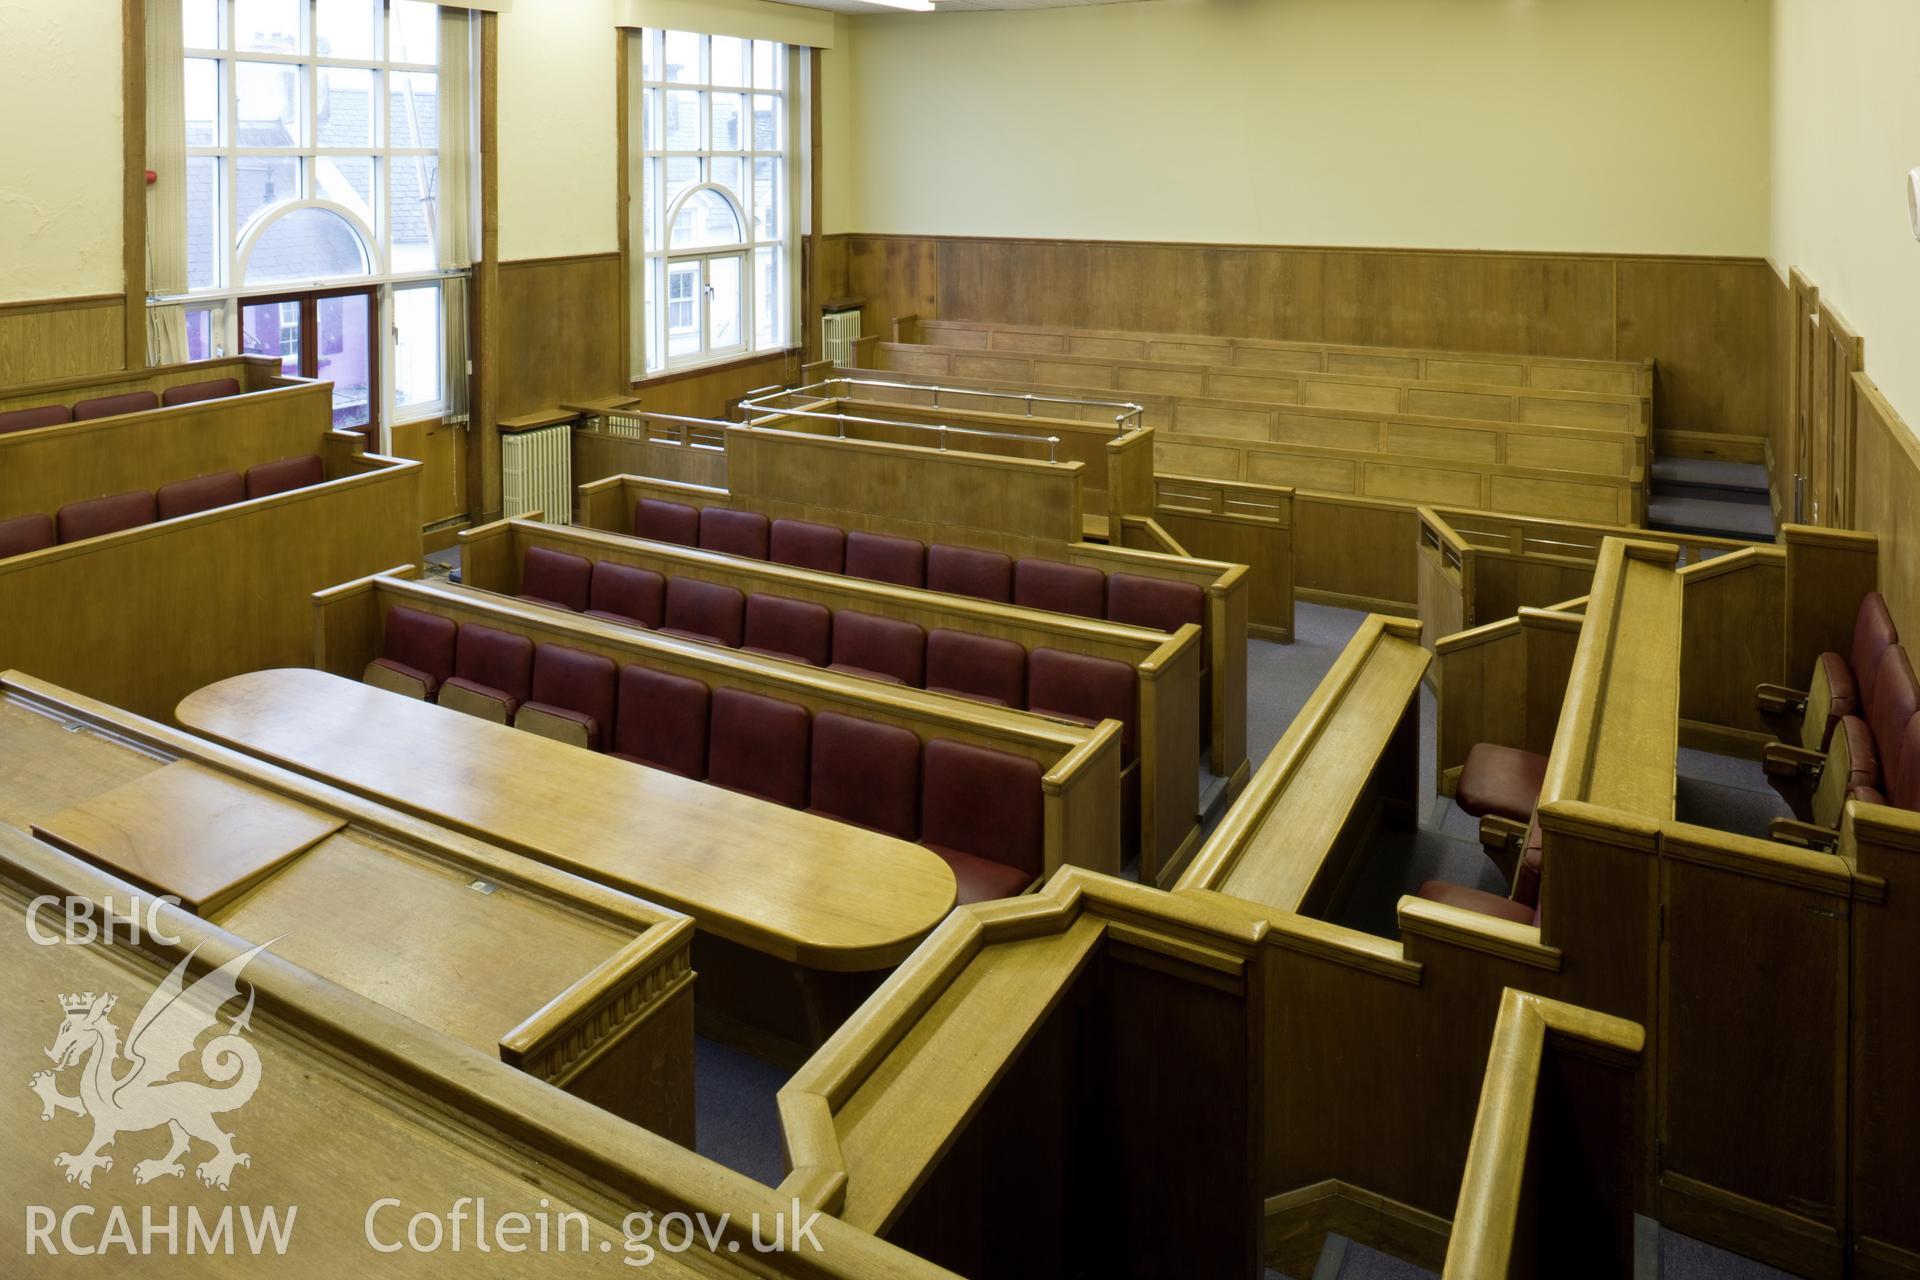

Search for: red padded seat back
xmin=382 ymin=606 xmax=457 ymax=691
xmin=527 ymin=644 xmax=618 ymax=750
xmin=809 ymin=711 xmax=921 ymax=839
xmin=453 ymin=624 xmax=535 ymax=707
xmin=520 ymin=546 xmax=592 ymax=612
xmin=155 ymin=471 xmax=245 ymax=520
xmin=161 ymin=377 xmax=242 ymax=407
xmin=0 ymin=404 xmax=72 ymax=435
xmin=830 ymin=611 xmax=926 ymax=686
xmin=587 ymin=561 xmax=665 ymax=628
xmin=1106 ymin=572 xmax=1205 ymax=634
xmin=1887 ymin=714 xmax=1920 ymax=811
xmin=845 ymin=530 xmax=926 ymax=588
xmin=698 ymin=507 xmax=771 ymax=560
xmin=662 ymin=578 xmax=745 ymax=647
xmin=922 ymin=738 xmax=1045 ymax=879
xmin=635 ymin=498 xmax=700 ymax=547
xmin=927 ymin=544 xmax=1013 ymax=602
xmin=56 ymin=490 xmax=156 ymax=543
xmin=0 ymin=513 xmax=55 ymax=560
xmin=708 ymin=687 xmax=810 ymax=808
xmin=926 ymin=628 xmax=1026 ymax=708
xmin=612 ymin=666 xmax=709 ymax=779
xmin=1013 ymin=558 xmax=1105 ymax=619
xmin=743 ymin=594 xmax=833 ymax=666
xmin=71 ymin=391 xmax=160 ymax=421
xmin=1869 ymin=646 xmax=1920 ymax=780
xmin=246 ymin=454 xmax=325 ymax=498
xmin=1027 ymin=647 xmax=1137 ymax=760
xmin=1853 ymin=592 xmax=1899 ymax=711
xmin=770 ymin=519 xmax=846 ymax=574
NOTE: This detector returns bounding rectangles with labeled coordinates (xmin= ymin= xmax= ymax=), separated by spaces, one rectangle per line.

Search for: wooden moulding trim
xmin=1659 ymin=820 xmax=1857 ymax=896
xmin=0 ymin=292 xmax=126 ymax=318
xmin=1253 ymin=906 xmax=1424 ymax=984
xmin=1676 ymin=545 xmax=1784 ymax=585
xmin=1536 ymin=799 xmax=1662 ymax=852
xmin=1518 ymin=606 xmax=1586 ymax=635
xmin=500 ymin=917 xmax=696 ymax=1084
xmin=496 ymin=251 xmax=622 ymax=272
xmin=1175 ymin=615 xmax=1424 ymax=891
xmin=837 ymin=231 xmax=1773 ymax=270
xmin=1397 ymin=897 xmax=1563 ymax=973
xmin=0 ymin=463 xmax=421 ymax=577
xmin=746 ymin=419 xmax=1090 ymax=478
xmin=1844 ymin=803 xmax=1920 ymax=855
xmin=1779 ymin=521 xmax=1880 ymax=552
xmin=1433 ymin=613 xmax=1523 ymax=655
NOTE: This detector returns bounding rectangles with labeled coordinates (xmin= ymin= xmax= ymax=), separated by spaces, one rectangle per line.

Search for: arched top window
xmin=238 ymin=202 xmax=376 ymax=287
xmin=667 ymin=185 xmax=747 ymax=251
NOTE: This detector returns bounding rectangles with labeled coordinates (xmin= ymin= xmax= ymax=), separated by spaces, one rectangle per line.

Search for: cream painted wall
xmin=820 ymin=17 xmax=853 ymax=235
xmin=1772 ymin=0 xmax=1920 ymax=433
xmin=496 ymin=0 xmax=620 ymax=260
xmin=0 ymin=0 xmax=124 ymax=302
xmin=834 ymin=0 xmax=1771 ymax=255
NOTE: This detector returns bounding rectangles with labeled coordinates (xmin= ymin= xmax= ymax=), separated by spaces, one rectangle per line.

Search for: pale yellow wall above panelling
xmin=1772 ymin=0 xmax=1920 ymax=435
xmin=832 ymin=0 xmax=1772 ymax=256
xmin=0 ymin=0 xmax=125 ymax=303
xmin=496 ymin=0 xmax=621 ymax=259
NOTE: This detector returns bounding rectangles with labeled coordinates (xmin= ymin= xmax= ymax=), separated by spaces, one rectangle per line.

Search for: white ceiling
xmin=776 ymin=0 xmax=1145 ymax=14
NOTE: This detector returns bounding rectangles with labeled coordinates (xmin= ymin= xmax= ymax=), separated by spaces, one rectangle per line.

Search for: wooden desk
xmin=0 ymin=826 xmax=955 ymax=1279
xmin=0 ymin=673 xmax=695 ymax=1140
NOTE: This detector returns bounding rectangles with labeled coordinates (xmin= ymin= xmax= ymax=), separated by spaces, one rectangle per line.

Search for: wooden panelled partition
xmin=832 ymin=235 xmax=1775 ymax=445
xmin=0 ymin=294 xmax=127 ymax=384
xmin=1849 ymin=374 xmax=1920 ymax=646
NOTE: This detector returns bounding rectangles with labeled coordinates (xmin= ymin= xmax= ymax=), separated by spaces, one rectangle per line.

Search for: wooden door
xmin=1788 ymin=270 xmax=1820 ymax=524
xmin=1817 ymin=303 xmax=1864 ymax=529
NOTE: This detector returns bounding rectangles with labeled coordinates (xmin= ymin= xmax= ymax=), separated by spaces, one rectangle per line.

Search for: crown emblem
xmin=59 ymin=992 xmax=112 ymax=1015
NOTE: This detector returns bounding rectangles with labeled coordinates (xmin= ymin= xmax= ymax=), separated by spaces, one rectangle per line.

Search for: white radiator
xmin=502 ymin=422 xmax=573 ymax=524
xmin=822 ymin=310 xmax=862 ymax=366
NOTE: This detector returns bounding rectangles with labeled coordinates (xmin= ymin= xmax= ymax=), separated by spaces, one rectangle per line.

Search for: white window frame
xmin=633 ymin=28 xmax=796 ymax=379
xmin=163 ymin=0 xmax=460 ymax=433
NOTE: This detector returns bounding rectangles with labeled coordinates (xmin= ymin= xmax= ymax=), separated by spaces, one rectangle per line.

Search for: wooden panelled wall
xmin=829 ymin=235 xmax=1775 ymax=449
xmin=0 ymin=295 xmax=128 ymax=385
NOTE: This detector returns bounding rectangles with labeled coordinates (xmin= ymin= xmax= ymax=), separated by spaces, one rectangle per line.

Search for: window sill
xmin=634 ymin=347 xmax=800 ymax=388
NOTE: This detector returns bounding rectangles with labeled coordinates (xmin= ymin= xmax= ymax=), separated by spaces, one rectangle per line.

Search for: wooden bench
xmin=0 ymin=387 xmax=421 ymax=718
xmin=902 ymin=315 xmax=1655 ymax=402
xmin=1176 ymin=615 xmax=1427 ymax=914
xmin=458 ymin=516 xmax=1205 ymax=882
xmin=0 ymin=354 xmax=287 ymax=427
xmin=0 ymin=670 xmax=695 ymax=1142
xmin=0 ymin=821 xmax=954 ymax=1278
xmin=578 ymin=472 xmax=1256 ymax=796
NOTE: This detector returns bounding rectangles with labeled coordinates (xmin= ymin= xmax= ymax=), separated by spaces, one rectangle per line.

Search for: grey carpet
xmin=693 ymin=1036 xmax=789 ymax=1187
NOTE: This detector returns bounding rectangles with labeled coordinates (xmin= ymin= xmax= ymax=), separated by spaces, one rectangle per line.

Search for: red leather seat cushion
xmin=928 ymin=844 xmax=1032 ymax=906
xmin=830 ymin=611 xmax=926 ymax=686
xmin=155 ymin=471 xmax=245 ymax=520
xmin=708 ymin=687 xmax=810 ymax=808
xmin=588 ymin=562 xmax=665 ymax=629
xmin=922 ymin=738 xmax=1045 ymax=883
xmin=0 ymin=404 xmax=72 ymax=434
xmin=1853 ymin=592 xmax=1898 ymax=711
xmin=926 ymin=628 xmax=1026 ymax=709
xmin=1884 ymin=712 xmax=1920 ymax=811
xmin=1416 ymin=880 xmax=1538 ymax=926
xmin=1454 ymin=743 xmax=1548 ymax=823
xmin=161 ymin=377 xmax=242 ymax=406
xmin=1013 ymin=558 xmax=1106 ymax=619
xmin=698 ymin=507 xmax=771 ymax=560
xmin=808 ymin=711 xmax=920 ymax=839
xmin=1028 ymin=647 xmax=1137 ymax=761
xmin=743 ymin=594 xmax=832 ymax=667
xmin=612 ymin=665 xmax=709 ymax=779
xmin=381 ymin=606 xmax=457 ymax=694
xmin=56 ymin=490 xmax=156 ymax=543
xmin=450 ymin=623 xmax=535 ymax=715
xmin=1811 ymin=651 xmax=1859 ymax=749
xmin=769 ymin=519 xmax=846 ymax=574
xmin=845 ymin=530 xmax=926 ymax=588
xmin=1835 ymin=715 xmax=1882 ymax=792
xmin=525 ymin=644 xmax=618 ymax=751
xmin=927 ymin=544 xmax=1013 ymax=602
xmin=246 ymin=454 xmax=325 ymax=499
xmin=662 ymin=578 xmax=745 ymax=647
xmin=1105 ymin=573 xmax=1205 ymax=634
xmin=520 ymin=546 xmax=592 ymax=612
xmin=635 ymin=498 xmax=700 ymax=547
xmin=0 ymin=513 xmax=55 ymax=560
xmin=71 ymin=390 xmax=159 ymax=421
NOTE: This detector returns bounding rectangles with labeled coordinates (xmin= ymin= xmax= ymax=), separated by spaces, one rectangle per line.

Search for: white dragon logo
xmin=27 ymin=942 xmax=268 ymax=1192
